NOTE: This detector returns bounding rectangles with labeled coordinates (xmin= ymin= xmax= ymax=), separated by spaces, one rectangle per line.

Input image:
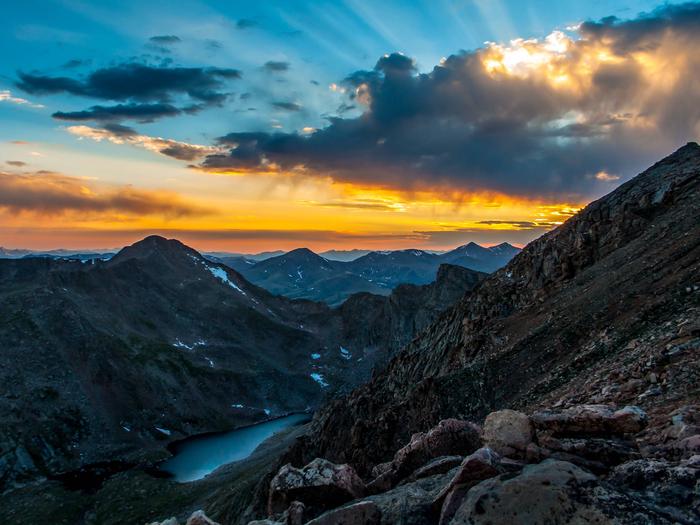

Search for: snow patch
xmin=311 ymin=353 xmax=321 ymax=360
xmin=205 ymin=265 xmax=246 ymax=295
xmin=340 ymin=346 xmax=352 ymax=360
xmin=310 ymin=373 xmax=329 ymax=388
xmin=204 ymin=356 xmax=215 ymax=368
xmin=155 ymin=426 xmax=172 ymax=436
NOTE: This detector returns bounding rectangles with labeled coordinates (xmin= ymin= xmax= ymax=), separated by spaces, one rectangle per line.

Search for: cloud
xmin=6 ymin=160 xmax=27 ymax=167
xmin=594 ymin=170 xmax=620 ymax=182
xmin=16 ymin=63 xmax=241 ymax=107
xmin=0 ymin=89 xmax=44 ymax=109
xmin=0 ymin=170 xmax=208 ymax=217
xmin=52 ymin=103 xmax=182 ymax=122
xmin=195 ymin=4 xmax=700 ymax=201
xmin=65 ymin=124 xmax=224 ymax=161
xmin=264 ymin=61 xmax=290 ymax=72
xmin=271 ymin=101 xmax=302 ymax=111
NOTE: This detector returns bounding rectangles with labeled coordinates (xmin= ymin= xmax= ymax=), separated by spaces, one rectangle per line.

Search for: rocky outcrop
xmin=246 ymin=402 xmax=699 ymax=524
xmin=267 ymin=458 xmax=365 ymax=518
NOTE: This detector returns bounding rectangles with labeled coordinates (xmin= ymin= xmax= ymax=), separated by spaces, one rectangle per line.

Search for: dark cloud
xmin=17 ymin=62 xmax=241 ymax=122
xmin=16 ymin=63 xmax=241 ymax=104
xmin=196 ymin=4 xmax=700 ymax=201
xmin=6 ymin=160 xmax=27 ymax=167
xmin=149 ymin=35 xmax=181 ymax=44
xmin=271 ymin=101 xmax=302 ymax=111
xmin=236 ymin=19 xmax=257 ymax=29
xmin=0 ymin=170 xmax=208 ymax=217
xmin=52 ymin=103 xmax=182 ymax=122
xmin=264 ymin=61 xmax=290 ymax=72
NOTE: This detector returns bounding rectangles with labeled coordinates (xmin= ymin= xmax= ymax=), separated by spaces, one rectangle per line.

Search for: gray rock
xmin=410 ymin=455 xmax=463 ymax=480
xmin=268 ymin=458 xmax=364 ymax=517
xmin=482 ymin=409 xmax=533 ymax=456
xmin=448 ymin=459 xmax=670 ymax=524
xmin=305 ymin=501 xmax=381 ymax=525
xmin=531 ymin=405 xmax=647 ymax=436
xmin=185 ymin=511 xmax=220 ymax=525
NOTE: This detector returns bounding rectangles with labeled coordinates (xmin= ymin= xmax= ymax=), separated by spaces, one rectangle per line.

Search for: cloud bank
xmin=194 ymin=3 xmax=700 ymax=201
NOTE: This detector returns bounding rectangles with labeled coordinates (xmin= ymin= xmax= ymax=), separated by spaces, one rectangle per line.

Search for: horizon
xmin=0 ymin=234 xmax=523 ymax=255
xmin=2 ymin=1 xmax=700 ymax=251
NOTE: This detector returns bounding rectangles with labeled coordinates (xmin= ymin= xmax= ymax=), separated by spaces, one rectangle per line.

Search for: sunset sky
xmin=1 ymin=0 xmax=699 ymax=252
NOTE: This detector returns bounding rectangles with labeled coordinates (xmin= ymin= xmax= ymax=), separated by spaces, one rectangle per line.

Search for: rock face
xmin=267 ymin=458 xmax=365 ymax=517
xmin=300 ymin=142 xmax=700 ymax=478
xmin=482 ymin=410 xmax=533 ymax=456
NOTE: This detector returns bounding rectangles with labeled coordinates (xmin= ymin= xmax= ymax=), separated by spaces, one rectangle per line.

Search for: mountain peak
xmin=110 ymin=235 xmax=199 ymax=264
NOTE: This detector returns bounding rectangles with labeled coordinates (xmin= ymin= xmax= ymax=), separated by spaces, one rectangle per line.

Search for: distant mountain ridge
xmin=234 ymin=242 xmax=519 ymax=305
xmin=0 ymin=235 xmax=485 ymax=490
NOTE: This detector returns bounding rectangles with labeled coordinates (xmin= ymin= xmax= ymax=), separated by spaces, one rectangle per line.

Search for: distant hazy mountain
xmin=234 ymin=242 xmax=519 ymax=305
xmin=320 ymin=249 xmax=372 ymax=262
xmin=0 ymin=247 xmax=115 ymax=261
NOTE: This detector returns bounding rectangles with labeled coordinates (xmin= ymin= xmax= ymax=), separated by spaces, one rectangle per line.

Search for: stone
xmin=305 ymin=501 xmax=381 ymax=525
xmin=447 ymin=459 xmax=670 ymax=524
xmin=432 ymin=447 xmax=502 ymax=512
xmin=147 ymin=519 xmax=179 ymax=525
xmin=482 ymin=409 xmax=533 ymax=456
xmin=410 ymin=455 xmax=463 ymax=480
xmin=268 ymin=458 xmax=365 ymax=516
xmin=531 ymin=405 xmax=647 ymax=437
xmin=390 ymin=419 xmax=481 ymax=481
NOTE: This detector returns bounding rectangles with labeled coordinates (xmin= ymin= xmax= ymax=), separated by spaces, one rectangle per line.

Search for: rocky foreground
xmin=151 ymin=402 xmax=699 ymax=524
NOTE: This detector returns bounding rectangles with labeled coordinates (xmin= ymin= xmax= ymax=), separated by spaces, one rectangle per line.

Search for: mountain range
xmin=223 ymin=242 xmax=518 ymax=305
xmin=0 ymin=236 xmax=483 ymax=491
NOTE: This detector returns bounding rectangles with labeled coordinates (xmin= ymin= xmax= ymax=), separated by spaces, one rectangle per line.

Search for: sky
xmin=1 ymin=0 xmax=699 ymax=252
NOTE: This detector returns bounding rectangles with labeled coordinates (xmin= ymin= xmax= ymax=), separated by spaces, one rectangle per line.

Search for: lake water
xmin=159 ymin=413 xmax=311 ymax=482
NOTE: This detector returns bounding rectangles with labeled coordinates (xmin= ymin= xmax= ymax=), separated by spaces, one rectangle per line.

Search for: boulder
xmin=389 ymin=419 xmax=481 ymax=482
xmin=432 ymin=447 xmax=502 ymax=514
xmin=531 ymin=405 xmax=647 ymax=437
xmin=305 ymin=501 xmax=381 ymax=525
xmin=147 ymin=519 xmax=179 ymax=525
xmin=366 ymin=470 xmax=454 ymax=525
xmin=447 ymin=459 xmax=670 ymax=524
xmin=268 ymin=458 xmax=365 ymax=517
xmin=482 ymin=410 xmax=533 ymax=456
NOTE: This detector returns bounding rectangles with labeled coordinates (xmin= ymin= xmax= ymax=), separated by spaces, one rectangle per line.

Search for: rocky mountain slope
xmin=0 ymin=237 xmax=483 ymax=492
xmin=236 ymin=244 xmax=517 ymax=305
xmin=192 ymin=143 xmax=700 ymax=524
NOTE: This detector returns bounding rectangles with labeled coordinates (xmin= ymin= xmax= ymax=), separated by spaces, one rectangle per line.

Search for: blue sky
xmin=1 ymin=1 xmax=698 ymax=251
xmin=0 ymin=0 xmax=662 ymax=146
